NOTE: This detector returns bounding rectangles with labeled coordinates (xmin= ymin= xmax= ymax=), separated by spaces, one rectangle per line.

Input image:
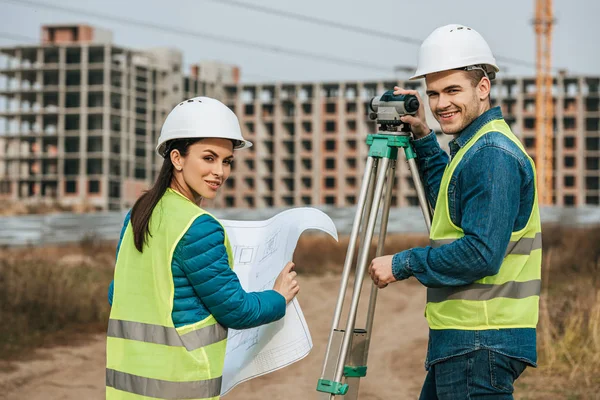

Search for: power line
xmin=208 ymin=0 xmax=542 ymax=70
xmin=0 ymin=32 xmax=38 ymax=43
xmin=0 ymin=0 xmax=392 ymax=73
xmin=208 ymin=0 xmax=422 ymax=45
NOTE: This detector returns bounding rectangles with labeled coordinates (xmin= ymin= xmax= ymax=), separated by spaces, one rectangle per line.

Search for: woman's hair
xmin=130 ymin=138 xmax=200 ymax=252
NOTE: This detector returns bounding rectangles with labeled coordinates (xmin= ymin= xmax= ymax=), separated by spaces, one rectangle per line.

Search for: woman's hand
xmin=273 ymin=262 xmax=300 ymax=304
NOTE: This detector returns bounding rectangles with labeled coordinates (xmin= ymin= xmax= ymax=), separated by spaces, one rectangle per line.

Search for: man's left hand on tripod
xmin=368 ymin=255 xmax=397 ymax=288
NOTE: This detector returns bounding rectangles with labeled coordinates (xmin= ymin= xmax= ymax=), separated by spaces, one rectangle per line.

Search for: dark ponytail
xmin=130 ymin=139 xmax=200 ymax=252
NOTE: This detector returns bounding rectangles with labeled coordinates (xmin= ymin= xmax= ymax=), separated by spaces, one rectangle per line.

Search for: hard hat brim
xmin=409 ymin=63 xmax=500 ymax=81
xmin=156 ymin=136 xmax=253 ymax=158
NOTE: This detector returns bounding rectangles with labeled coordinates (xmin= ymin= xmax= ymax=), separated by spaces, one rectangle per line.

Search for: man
xmin=368 ymin=24 xmax=541 ymax=399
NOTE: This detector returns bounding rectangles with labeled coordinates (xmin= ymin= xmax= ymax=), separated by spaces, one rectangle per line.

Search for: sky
xmin=0 ymin=0 xmax=598 ymax=83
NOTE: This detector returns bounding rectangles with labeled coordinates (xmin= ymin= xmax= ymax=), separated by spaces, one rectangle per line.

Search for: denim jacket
xmin=391 ymin=107 xmax=538 ymax=369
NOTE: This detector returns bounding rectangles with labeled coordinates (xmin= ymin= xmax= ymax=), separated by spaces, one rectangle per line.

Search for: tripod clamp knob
xmin=316 ymin=379 xmax=349 ymax=395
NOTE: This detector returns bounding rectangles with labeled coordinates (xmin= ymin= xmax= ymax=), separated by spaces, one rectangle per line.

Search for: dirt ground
xmin=0 ymin=274 xmax=429 ymax=400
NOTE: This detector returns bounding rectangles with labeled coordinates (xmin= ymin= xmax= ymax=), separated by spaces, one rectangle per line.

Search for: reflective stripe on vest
xmin=107 ymin=319 xmax=228 ymax=352
xmin=430 ymin=232 xmax=542 ymax=257
xmin=106 ymin=368 xmax=222 ymax=399
xmin=427 ymin=279 xmax=541 ymax=303
xmin=428 ymin=233 xmax=542 ymax=304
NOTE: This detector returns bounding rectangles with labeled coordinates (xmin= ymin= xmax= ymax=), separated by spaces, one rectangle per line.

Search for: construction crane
xmin=534 ymin=0 xmax=554 ymax=205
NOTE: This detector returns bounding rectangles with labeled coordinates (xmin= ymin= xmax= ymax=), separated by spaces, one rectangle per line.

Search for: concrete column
xmin=102 ymin=44 xmax=111 ymax=210
xmin=312 ymin=83 xmax=321 ymax=205
xmin=12 ymin=49 xmax=23 ymax=199
xmin=128 ymin=59 xmax=136 ymax=180
xmin=53 ymin=46 xmax=63 ymax=203
xmin=255 ymin=87 xmax=266 ymax=208
xmin=356 ymin=81 xmax=368 ymax=200
xmin=119 ymin=50 xmax=128 ymax=208
xmin=273 ymin=85 xmax=283 ymax=207
xmin=144 ymin=67 xmax=152 ymax=194
xmin=79 ymin=45 xmax=89 ymax=206
xmin=14 ymin=49 xmax=22 ymax=199
xmin=58 ymin=46 xmax=66 ymax=199
xmin=336 ymin=83 xmax=344 ymax=206
xmin=576 ymin=76 xmax=586 ymax=206
xmin=293 ymin=83 xmax=302 ymax=206
xmin=234 ymin=84 xmax=245 ymax=208
xmin=555 ymin=75 xmax=565 ymax=205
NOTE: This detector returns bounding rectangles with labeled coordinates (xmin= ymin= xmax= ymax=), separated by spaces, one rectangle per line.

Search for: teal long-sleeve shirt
xmin=108 ymin=211 xmax=286 ymax=329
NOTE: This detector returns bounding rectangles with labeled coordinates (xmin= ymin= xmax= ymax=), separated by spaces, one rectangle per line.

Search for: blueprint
xmin=219 ymin=207 xmax=338 ymax=396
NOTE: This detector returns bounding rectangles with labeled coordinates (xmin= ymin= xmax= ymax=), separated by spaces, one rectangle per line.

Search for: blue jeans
xmin=419 ymin=350 xmax=527 ymax=399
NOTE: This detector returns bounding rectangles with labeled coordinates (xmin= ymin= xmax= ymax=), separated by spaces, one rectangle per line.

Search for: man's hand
xmin=393 ymin=86 xmax=431 ymax=139
xmin=368 ymin=255 xmax=397 ymax=289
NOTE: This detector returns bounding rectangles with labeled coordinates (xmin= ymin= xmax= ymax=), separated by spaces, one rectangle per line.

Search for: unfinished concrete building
xmin=219 ymin=75 xmax=600 ymax=208
xmin=493 ymin=75 xmax=600 ymax=206
xmin=219 ymin=80 xmax=441 ymax=209
xmin=0 ymin=24 xmax=598 ymax=210
xmin=0 ymin=24 xmax=185 ymax=210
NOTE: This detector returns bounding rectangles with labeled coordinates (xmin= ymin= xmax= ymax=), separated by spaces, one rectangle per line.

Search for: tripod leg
xmin=319 ymin=157 xmax=377 ymax=393
xmin=344 ymin=159 xmax=397 ymax=400
xmin=358 ymin=160 xmax=379 ymax=255
xmin=332 ymin=157 xmax=391 ymax=390
xmin=406 ymin=157 xmax=432 ymax=232
xmin=364 ymin=159 xmax=396 ymax=359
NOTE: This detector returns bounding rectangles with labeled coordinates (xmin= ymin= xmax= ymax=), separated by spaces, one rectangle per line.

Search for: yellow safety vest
xmin=106 ymin=188 xmax=234 ymax=400
xmin=426 ymin=119 xmax=542 ymax=330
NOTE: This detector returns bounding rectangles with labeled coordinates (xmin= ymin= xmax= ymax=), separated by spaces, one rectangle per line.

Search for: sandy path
xmin=0 ymin=274 xmax=429 ymax=400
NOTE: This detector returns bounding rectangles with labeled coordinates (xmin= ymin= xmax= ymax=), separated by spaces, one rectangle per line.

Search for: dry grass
xmin=0 ymin=242 xmax=115 ymax=360
xmin=515 ymin=225 xmax=600 ymax=399
xmin=0 ymin=199 xmax=98 ymax=216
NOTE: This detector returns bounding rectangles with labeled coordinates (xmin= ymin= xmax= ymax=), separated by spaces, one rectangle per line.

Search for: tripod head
xmin=368 ymin=90 xmax=419 ymax=133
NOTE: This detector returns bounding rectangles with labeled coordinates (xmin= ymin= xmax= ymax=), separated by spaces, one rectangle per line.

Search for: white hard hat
xmin=156 ymin=96 xmax=252 ymax=157
xmin=410 ymin=24 xmax=499 ymax=80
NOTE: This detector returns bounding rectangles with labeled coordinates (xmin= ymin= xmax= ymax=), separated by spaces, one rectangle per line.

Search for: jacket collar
xmin=449 ymin=106 xmax=503 ymax=157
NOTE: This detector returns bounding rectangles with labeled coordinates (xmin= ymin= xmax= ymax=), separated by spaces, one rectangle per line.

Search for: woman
xmin=106 ymin=96 xmax=299 ymax=400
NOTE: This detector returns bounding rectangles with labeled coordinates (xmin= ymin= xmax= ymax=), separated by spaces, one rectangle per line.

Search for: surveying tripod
xmin=316 ymin=91 xmax=433 ymax=399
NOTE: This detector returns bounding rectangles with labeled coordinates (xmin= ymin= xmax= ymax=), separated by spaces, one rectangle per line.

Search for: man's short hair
xmin=467 ymin=69 xmax=487 ymax=88
xmin=466 ymin=69 xmax=492 ymax=104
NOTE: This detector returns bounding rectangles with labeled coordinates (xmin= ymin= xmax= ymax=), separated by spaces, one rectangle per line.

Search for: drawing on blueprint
xmin=259 ymin=231 xmax=279 ymax=262
xmin=233 ymin=246 xmax=256 ymax=264
xmin=227 ymin=328 xmax=260 ymax=352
